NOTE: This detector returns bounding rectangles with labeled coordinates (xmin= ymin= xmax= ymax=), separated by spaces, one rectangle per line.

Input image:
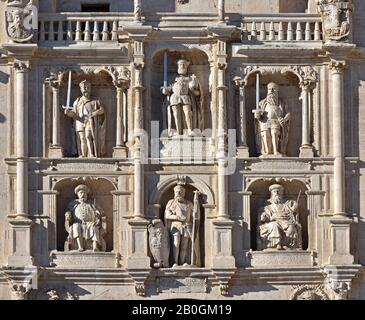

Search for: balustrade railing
xmin=240 ymin=14 xmax=322 ymax=42
xmin=38 ymin=13 xmax=131 ymax=42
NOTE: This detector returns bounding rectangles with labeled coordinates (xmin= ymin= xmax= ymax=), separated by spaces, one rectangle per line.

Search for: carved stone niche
xmin=150 ymin=47 xmax=212 ymax=136
xmin=54 ymin=69 xmax=119 ymax=158
xmin=243 ymin=71 xmax=302 ymax=157
xmin=247 ymin=179 xmax=309 ymax=252
xmin=53 ymin=178 xmax=115 ymax=254
xmin=150 ymin=182 xmax=205 ymax=268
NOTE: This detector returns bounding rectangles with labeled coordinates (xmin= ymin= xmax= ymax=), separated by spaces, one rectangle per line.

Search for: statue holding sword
xmin=63 ymin=73 xmax=106 ymax=158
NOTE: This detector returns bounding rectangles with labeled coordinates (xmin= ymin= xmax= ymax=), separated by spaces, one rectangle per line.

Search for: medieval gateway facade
xmin=0 ymin=0 xmax=364 ymax=300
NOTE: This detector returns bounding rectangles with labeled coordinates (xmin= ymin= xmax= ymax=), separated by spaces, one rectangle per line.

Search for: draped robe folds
xmin=66 ymin=199 xmax=104 ymax=245
xmin=259 ymin=200 xmax=300 ymax=249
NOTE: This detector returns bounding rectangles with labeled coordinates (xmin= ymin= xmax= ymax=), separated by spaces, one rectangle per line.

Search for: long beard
xmin=267 ymin=93 xmax=279 ymax=105
xmin=271 ymin=195 xmax=281 ymax=204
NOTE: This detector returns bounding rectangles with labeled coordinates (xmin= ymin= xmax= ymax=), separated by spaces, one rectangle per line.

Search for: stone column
xmin=113 ymin=79 xmax=129 ymax=158
xmin=213 ymin=40 xmax=235 ymax=272
xmin=127 ymin=40 xmax=150 ymax=275
xmin=8 ymin=61 xmax=33 ymax=267
xmin=48 ymin=75 xmax=63 ymax=158
xmin=328 ymin=59 xmax=353 ymax=265
xmin=134 ymin=0 xmax=142 ymax=23
xmin=233 ymin=77 xmax=249 ymax=157
xmin=218 ymin=0 xmax=225 ymax=23
xmin=299 ymin=81 xmax=314 ymax=157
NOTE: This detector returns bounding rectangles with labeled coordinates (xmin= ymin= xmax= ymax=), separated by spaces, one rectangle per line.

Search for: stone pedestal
xmin=112 ymin=146 xmax=128 ymax=158
xmin=48 ymin=146 xmax=63 ymax=158
xmin=127 ymin=218 xmax=151 ymax=269
xmin=236 ymin=146 xmax=249 ymax=158
xmin=7 ymin=217 xmax=33 ymax=267
xmin=299 ymin=145 xmax=314 ymax=157
xmin=212 ymin=219 xmax=235 ymax=268
xmin=247 ymin=250 xmax=315 ymax=267
xmin=329 ymin=217 xmax=354 ymax=265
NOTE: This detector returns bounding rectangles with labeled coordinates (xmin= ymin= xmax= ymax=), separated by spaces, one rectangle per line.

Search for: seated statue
xmin=258 ymin=184 xmax=302 ymax=250
xmin=64 ymin=184 xmax=106 ymax=252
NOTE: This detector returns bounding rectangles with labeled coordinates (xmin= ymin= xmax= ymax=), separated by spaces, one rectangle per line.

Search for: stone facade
xmin=0 ymin=0 xmax=364 ymax=300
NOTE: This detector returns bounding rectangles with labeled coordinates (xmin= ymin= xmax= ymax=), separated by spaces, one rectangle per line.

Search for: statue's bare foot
xmin=78 ymin=247 xmax=84 ymax=252
xmin=172 ymin=263 xmax=178 ymax=268
xmin=183 ymin=263 xmax=189 ymax=267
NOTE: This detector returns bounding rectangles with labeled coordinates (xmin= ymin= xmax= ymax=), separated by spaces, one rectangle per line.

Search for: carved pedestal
xmin=7 ymin=217 xmax=33 ymax=267
xmin=329 ymin=217 xmax=354 ymax=265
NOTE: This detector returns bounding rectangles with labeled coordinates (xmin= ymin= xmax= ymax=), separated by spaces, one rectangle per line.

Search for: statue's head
xmin=11 ymin=9 xmax=24 ymax=27
xmin=269 ymin=184 xmax=284 ymax=204
xmin=79 ymin=80 xmax=92 ymax=98
xmin=173 ymin=184 xmax=186 ymax=202
xmin=267 ymin=82 xmax=279 ymax=104
xmin=74 ymin=184 xmax=90 ymax=202
xmin=177 ymin=59 xmax=190 ymax=76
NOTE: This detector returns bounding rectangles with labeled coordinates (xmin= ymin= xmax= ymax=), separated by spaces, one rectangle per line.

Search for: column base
xmin=329 ymin=216 xmax=354 ymax=265
xmin=7 ymin=216 xmax=34 ymax=268
xmin=236 ymin=146 xmax=249 ymax=158
xmin=212 ymin=218 xmax=236 ymax=268
xmin=127 ymin=217 xmax=151 ymax=269
xmin=113 ymin=146 xmax=128 ymax=158
xmin=299 ymin=145 xmax=314 ymax=157
xmin=48 ymin=146 xmax=63 ymax=158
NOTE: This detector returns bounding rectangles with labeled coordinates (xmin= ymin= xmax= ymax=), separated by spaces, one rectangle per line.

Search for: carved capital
xmin=233 ymin=76 xmax=246 ymax=89
xmin=13 ymin=60 xmax=30 ymax=72
xmin=45 ymin=72 xmax=63 ymax=89
xmin=329 ymin=59 xmax=346 ymax=74
xmin=10 ymin=283 xmax=31 ymax=300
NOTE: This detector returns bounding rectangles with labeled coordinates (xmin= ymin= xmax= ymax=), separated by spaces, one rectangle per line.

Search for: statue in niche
xmin=317 ymin=0 xmax=351 ymax=42
xmin=161 ymin=59 xmax=203 ymax=137
xmin=164 ymin=185 xmax=201 ymax=267
xmin=64 ymin=80 xmax=106 ymax=158
xmin=64 ymin=184 xmax=106 ymax=252
xmin=258 ymin=184 xmax=302 ymax=250
xmin=254 ymin=82 xmax=290 ymax=157
xmin=6 ymin=7 xmax=34 ymax=42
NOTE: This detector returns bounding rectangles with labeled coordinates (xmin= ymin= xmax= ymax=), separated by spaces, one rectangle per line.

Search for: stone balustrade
xmin=38 ymin=13 xmax=132 ymax=42
xmin=241 ymin=14 xmax=322 ymax=42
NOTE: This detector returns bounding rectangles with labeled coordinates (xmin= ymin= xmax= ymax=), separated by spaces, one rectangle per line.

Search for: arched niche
xmin=247 ymin=179 xmax=309 ymax=251
xmin=149 ymin=176 xmax=215 ymax=267
xmin=57 ymin=69 xmax=116 ymax=158
xmin=53 ymin=177 xmax=116 ymax=252
xmin=149 ymin=48 xmax=211 ymax=135
xmin=244 ymin=72 xmax=302 ymax=157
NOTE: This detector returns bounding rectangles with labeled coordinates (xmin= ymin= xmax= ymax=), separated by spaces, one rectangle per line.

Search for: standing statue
xmin=161 ymin=59 xmax=203 ymax=137
xmin=164 ymin=185 xmax=201 ymax=267
xmin=254 ymin=82 xmax=290 ymax=157
xmin=64 ymin=80 xmax=106 ymax=158
xmin=258 ymin=184 xmax=302 ymax=250
xmin=64 ymin=184 xmax=106 ymax=252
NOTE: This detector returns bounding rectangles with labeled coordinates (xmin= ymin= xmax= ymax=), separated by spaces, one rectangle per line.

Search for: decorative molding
xmin=234 ymin=65 xmax=319 ymax=88
xmin=329 ymin=59 xmax=346 ymax=74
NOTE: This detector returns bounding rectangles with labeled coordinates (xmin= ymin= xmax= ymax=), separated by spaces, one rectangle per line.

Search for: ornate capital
xmin=329 ymin=59 xmax=346 ymax=74
xmin=13 ymin=60 xmax=30 ymax=72
xmin=233 ymin=76 xmax=246 ymax=89
xmin=45 ymin=71 xmax=63 ymax=89
xmin=317 ymin=0 xmax=352 ymax=42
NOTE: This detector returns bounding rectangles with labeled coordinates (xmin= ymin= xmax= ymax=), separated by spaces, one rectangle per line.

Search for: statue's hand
xmin=254 ymin=110 xmax=262 ymax=120
xmin=65 ymin=212 xmax=72 ymax=221
xmin=278 ymin=117 xmax=285 ymax=126
xmin=161 ymin=86 xmax=170 ymax=96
